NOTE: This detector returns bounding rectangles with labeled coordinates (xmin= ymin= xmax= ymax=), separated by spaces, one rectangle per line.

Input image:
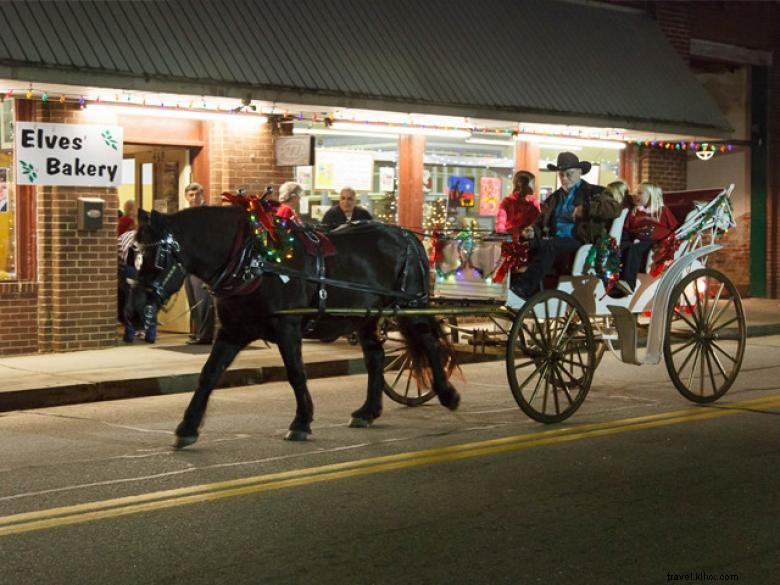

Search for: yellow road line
xmin=2 ymin=393 xmax=779 ymax=537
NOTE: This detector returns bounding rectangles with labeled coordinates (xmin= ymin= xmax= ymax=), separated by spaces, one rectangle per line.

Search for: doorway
xmin=119 ymin=145 xmax=193 ymax=334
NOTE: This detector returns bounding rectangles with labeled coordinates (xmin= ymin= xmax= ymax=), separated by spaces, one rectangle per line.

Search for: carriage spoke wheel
xmin=664 ymin=268 xmax=745 ymax=403
xmin=506 ymin=290 xmax=596 ymax=423
xmin=382 ymin=320 xmax=437 ymax=406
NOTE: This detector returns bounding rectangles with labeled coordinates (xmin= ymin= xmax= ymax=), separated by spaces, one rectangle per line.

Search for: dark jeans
xmin=184 ymin=274 xmax=215 ymax=342
xmin=620 ymin=239 xmax=653 ymax=290
xmin=511 ymin=236 xmax=581 ymax=298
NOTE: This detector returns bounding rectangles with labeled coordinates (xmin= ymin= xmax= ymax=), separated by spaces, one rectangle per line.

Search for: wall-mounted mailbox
xmin=77 ymin=197 xmax=105 ymax=231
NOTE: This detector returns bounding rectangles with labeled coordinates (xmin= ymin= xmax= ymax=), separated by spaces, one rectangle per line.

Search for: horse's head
xmin=125 ymin=209 xmax=188 ymax=330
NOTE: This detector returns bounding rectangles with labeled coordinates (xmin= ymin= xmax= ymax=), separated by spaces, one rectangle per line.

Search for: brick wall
xmin=0 ymin=282 xmax=38 ymax=354
xmin=651 ymin=2 xmax=691 ymax=63
xmin=206 ymin=120 xmax=293 ymax=203
xmin=637 ymin=149 xmax=687 ymax=191
xmin=0 ymin=105 xmax=295 ymax=354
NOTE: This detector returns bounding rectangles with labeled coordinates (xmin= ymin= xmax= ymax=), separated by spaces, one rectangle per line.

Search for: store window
xmin=424 ymin=138 xmax=515 ymax=231
xmin=297 ymin=133 xmax=398 ymax=222
xmin=0 ymin=99 xmax=15 ymax=279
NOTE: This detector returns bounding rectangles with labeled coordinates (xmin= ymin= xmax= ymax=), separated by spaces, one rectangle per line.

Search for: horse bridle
xmin=135 ymin=232 xmax=188 ymax=308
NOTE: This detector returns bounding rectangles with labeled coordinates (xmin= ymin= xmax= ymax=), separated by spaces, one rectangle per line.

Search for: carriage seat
xmin=570 ymin=208 xmax=629 ymax=277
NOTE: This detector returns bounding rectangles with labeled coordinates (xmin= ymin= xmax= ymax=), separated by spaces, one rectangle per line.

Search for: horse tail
xmin=395 ymin=315 xmax=458 ymax=390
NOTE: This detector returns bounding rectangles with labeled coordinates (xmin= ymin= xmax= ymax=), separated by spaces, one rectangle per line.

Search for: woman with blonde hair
xmin=603 ymin=180 xmax=630 ymax=206
xmin=613 ymin=181 xmax=678 ymax=296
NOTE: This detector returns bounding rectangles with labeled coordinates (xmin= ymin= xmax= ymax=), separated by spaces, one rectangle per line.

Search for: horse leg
xmin=349 ymin=320 xmax=384 ymax=428
xmin=405 ymin=316 xmax=461 ymax=411
xmin=276 ymin=319 xmax=314 ymax=441
xmin=175 ymin=338 xmax=244 ymax=449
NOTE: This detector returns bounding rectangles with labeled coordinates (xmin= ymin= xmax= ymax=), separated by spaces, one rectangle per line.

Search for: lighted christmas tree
xmin=376 ymin=192 xmax=398 ymax=224
xmin=423 ymin=198 xmax=448 ymax=232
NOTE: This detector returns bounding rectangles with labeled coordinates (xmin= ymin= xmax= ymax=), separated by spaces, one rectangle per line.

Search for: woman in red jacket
xmin=615 ymin=182 xmax=678 ymax=296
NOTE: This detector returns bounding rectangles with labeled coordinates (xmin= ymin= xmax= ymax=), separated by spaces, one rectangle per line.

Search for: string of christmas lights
xmin=0 ymin=85 xmax=738 ymax=152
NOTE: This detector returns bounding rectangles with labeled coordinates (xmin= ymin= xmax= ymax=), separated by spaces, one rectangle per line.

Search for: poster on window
xmin=379 ymin=166 xmax=395 ymax=192
xmin=296 ymin=166 xmax=313 ymax=191
xmin=478 ymin=177 xmax=501 ymax=216
xmin=15 ymin=122 xmax=123 ymax=186
xmin=314 ymin=150 xmax=373 ymax=192
xmin=447 ymin=176 xmax=475 ymax=208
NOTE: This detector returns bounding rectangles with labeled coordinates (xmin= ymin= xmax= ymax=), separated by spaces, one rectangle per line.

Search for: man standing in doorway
xmin=183 ymin=182 xmax=215 ymax=345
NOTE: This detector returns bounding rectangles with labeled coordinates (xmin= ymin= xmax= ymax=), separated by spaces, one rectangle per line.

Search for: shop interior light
xmin=292 ymin=127 xmax=399 ymax=139
xmin=515 ymin=134 xmax=626 ymax=150
xmin=329 ymin=121 xmax=471 ymax=139
xmin=465 ymin=136 xmax=515 ymax=146
xmin=84 ymin=103 xmax=268 ymax=123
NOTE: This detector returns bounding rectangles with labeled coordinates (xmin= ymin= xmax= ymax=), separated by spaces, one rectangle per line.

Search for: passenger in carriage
xmin=321 ymin=186 xmax=373 ymax=227
xmin=612 ymin=181 xmax=678 ymax=297
xmin=509 ymin=152 xmax=622 ymax=300
xmin=495 ymin=170 xmax=540 ymax=237
xmin=275 ymin=181 xmax=304 ymax=223
xmin=603 ymin=180 xmax=631 ymax=206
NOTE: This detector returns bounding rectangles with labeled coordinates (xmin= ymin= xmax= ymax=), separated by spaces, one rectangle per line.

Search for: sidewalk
xmin=1 ymin=298 xmax=778 ymax=413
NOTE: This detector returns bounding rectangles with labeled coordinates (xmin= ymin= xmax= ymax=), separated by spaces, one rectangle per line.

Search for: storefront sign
xmin=275 ymin=135 xmax=315 ymax=166
xmin=15 ymin=122 xmax=123 ymax=186
xmin=315 ymin=150 xmax=373 ymax=192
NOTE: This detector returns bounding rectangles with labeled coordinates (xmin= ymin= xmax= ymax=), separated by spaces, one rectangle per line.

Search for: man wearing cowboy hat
xmin=511 ymin=152 xmax=622 ymax=299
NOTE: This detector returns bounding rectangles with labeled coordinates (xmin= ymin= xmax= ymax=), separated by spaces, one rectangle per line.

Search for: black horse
xmin=128 ymin=203 xmax=460 ymax=447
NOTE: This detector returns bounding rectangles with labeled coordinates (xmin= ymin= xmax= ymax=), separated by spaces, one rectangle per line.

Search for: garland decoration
xmin=221 ymin=191 xmax=296 ymax=263
xmin=650 ymin=192 xmax=736 ymax=278
xmin=583 ymin=234 xmax=621 ymax=295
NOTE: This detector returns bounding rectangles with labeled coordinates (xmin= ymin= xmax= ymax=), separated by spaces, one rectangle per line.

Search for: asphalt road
xmin=1 ymin=335 xmax=779 ymax=585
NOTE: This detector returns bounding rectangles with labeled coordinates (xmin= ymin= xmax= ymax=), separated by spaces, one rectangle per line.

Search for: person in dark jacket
xmin=183 ymin=182 xmax=215 ymax=345
xmin=510 ymin=152 xmax=621 ymax=300
xmin=321 ymin=187 xmax=373 ymax=227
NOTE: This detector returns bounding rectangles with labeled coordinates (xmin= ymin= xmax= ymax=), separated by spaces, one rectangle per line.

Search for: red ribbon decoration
xmin=222 ymin=191 xmax=281 ymax=242
xmin=649 ymin=234 xmax=681 ymax=277
xmin=493 ymin=240 xmax=530 ymax=283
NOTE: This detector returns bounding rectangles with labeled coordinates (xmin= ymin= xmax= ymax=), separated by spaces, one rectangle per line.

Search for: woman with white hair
xmin=276 ymin=181 xmax=303 ymax=222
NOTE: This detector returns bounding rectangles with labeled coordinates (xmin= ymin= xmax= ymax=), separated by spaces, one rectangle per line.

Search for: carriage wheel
xmin=663 ymin=268 xmax=745 ymax=403
xmin=382 ymin=319 xmax=437 ymax=406
xmin=506 ymin=290 xmax=596 ymax=423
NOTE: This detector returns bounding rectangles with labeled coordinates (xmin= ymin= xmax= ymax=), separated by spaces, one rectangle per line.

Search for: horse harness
xmin=140 ymin=223 xmax=429 ymax=330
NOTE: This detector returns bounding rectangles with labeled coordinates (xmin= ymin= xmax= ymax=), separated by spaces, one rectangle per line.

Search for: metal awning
xmin=0 ymin=0 xmax=731 ymax=136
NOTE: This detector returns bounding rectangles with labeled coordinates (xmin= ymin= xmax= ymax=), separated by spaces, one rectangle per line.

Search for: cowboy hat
xmin=546 ymin=152 xmax=592 ymax=174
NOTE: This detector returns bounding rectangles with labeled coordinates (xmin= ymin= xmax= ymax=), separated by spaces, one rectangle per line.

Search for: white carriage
xmin=383 ymin=185 xmax=745 ymax=423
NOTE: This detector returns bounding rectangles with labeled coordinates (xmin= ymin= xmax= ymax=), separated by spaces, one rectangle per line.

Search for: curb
xmin=2 ymin=323 xmax=778 ymax=413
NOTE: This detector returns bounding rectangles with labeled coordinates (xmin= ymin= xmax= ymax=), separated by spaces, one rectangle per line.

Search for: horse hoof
xmin=440 ymin=389 xmax=461 ymax=411
xmin=349 ymin=416 xmax=372 ymax=428
xmin=174 ymin=435 xmax=198 ymax=450
xmin=284 ymin=430 xmax=311 ymax=441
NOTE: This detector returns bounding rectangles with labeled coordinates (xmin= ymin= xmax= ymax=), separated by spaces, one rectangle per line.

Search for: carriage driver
xmin=510 ymin=152 xmax=622 ymax=300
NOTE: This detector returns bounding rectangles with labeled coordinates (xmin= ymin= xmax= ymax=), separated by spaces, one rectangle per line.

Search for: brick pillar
xmin=619 ymin=144 xmax=639 ymax=189
xmin=398 ymin=134 xmax=425 ymax=231
xmin=515 ymin=141 xmax=540 ymax=177
xmin=36 ymin=103 xmax=119 ymax=352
